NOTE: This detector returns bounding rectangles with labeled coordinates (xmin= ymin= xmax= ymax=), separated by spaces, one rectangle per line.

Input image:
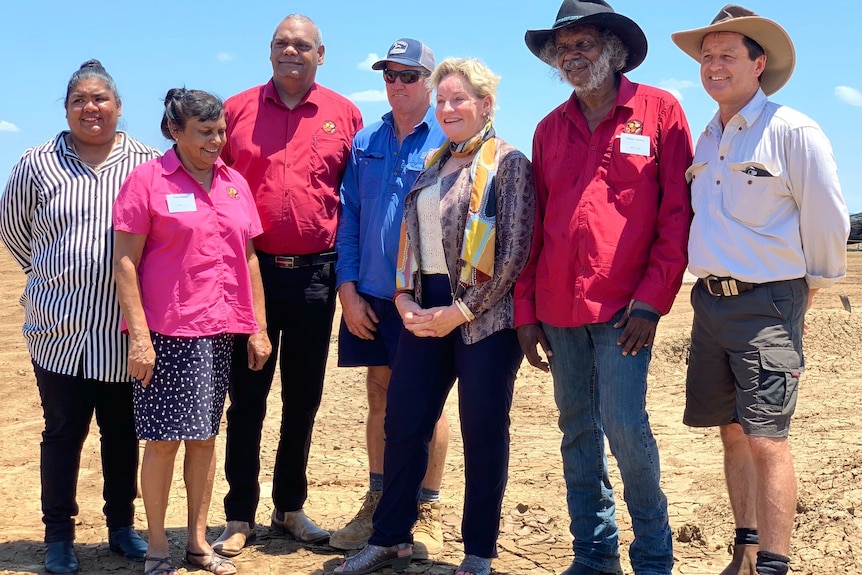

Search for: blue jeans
xmin=543 ymin=310 xmax=672 ymax=575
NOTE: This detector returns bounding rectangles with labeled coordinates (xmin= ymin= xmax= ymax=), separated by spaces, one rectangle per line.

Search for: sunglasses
xmin=382 ymin=69 xmax=430 ymax=84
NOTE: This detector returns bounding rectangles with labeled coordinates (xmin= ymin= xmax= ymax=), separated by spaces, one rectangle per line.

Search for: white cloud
xmin=349 ymin=89 xmax=387 ymax=103
xmin=659 ymin=78 xmax=697 ymax=102
xmin=835 ymin=86 xmax=862 ymax=107
xmin=216 ymin=52 xmax=234 ymax=63
xmin=357 ymin=53 xmax=380 ymax=71
xmin=0 ymin=121 xmax=20 ymax=133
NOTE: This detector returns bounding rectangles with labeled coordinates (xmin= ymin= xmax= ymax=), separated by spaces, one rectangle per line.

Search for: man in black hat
xmin=673 ymin=6 xmax=849 ymax=575
xmin=515 ymin=1 xmax=694 ymax=574
xmin=330 ymin=38 xmax=449 ymax=557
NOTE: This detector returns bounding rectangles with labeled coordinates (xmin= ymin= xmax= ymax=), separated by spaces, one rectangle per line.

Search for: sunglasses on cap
xmin=382 ymin=68 xmax=430 ymax=84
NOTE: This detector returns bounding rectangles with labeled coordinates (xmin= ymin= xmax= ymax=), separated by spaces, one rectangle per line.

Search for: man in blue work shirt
xmin=331 ymin=38 xmax=449 ymax=558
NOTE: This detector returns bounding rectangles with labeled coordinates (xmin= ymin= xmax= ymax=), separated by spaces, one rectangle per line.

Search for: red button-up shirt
xmin=514 ymin=76 xmax=693 ymax=328
xmin=222 ymin=80 xmax=363 ymax=255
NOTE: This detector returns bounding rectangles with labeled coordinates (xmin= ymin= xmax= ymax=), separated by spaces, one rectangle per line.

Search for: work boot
xmin=412 ymin=501 xmax=443 ymax=560
xmin=329 ymin=490 xmax=382 ymax=550
xmin=720 ymin=543 xmax=759 ymax=575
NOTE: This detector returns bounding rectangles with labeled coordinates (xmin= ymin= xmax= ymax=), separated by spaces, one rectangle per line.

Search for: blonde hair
xmin=428 ymin=57 xmax=501 ymax=120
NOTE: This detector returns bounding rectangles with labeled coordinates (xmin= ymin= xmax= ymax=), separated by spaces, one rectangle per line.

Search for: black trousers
xmin=223 ymin=261 xmax=336 ymax=523
xmin=33 ymin=362 xmax=139 ymax=542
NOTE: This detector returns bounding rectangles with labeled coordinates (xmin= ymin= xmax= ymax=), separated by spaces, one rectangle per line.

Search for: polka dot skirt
xmin=133 ymin=332 xmax=234 ymax=441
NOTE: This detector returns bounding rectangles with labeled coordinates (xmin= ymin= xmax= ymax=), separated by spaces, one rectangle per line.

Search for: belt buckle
xmin=706 ymin=276 xmax=738 ymax=297
xmin=274 ymin=255 xmax=296 ymax=269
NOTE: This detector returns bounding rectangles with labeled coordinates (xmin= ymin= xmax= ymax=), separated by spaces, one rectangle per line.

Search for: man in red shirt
xmin=212 ymin=13 xmax=362 ymax=555
xmin=515 ymin=1 xmax=692 ymax=574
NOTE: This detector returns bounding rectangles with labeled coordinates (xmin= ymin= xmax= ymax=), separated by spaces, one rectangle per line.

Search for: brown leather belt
xmin=702 ymin=275 xmax=757 ymax=297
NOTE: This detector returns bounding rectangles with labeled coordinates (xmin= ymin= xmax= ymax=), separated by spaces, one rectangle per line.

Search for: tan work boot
xmin=329 ymin=490 xmax=382 ymax=550
xmin=719 ymin=543 xmax=759 ymax=575
xmin=412 ymin=501 xmax=443 ymax=560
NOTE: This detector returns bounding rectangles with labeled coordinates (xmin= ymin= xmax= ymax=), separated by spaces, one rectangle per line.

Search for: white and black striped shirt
xmin=0 ymin=132 xmax=161 ymax=382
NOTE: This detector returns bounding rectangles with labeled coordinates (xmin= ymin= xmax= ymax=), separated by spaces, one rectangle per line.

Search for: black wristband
xmin=629 ymin=308 xmax=660 ymax=322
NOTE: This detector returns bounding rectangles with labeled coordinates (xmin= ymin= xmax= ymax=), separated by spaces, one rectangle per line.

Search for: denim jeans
xmin=543 ymin=310 xmax=673 ymax=575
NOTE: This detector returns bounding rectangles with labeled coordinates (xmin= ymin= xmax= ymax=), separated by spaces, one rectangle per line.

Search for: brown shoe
xmin=719 ymin=543 xmax=758 ymax=575
xmin=411 ymin=501 xmax=443 ymax=560
xmin=212 ymin=521 xmax=256 ymax=558
xmin=330 ymin=490 xmax=382 ymax=550
xmin=271 ymin=508 xmax=330 ymax=545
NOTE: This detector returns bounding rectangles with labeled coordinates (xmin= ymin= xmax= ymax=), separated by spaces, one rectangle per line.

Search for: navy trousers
xmin=369 ymin=274 xmax=522 ymax=558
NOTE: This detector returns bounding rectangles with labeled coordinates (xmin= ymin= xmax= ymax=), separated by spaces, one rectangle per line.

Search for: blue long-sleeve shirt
xmin=335 ymin=107 xmax=445 ymax=299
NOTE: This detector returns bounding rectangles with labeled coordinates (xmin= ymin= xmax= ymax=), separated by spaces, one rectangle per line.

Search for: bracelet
xmin=629 ymin=308 xmax=660 ymax=322
xmin=454 ymin=298 xmax=475 ymax=322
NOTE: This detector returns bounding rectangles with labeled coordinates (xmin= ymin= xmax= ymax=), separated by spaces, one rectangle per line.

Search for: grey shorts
xmin=684 ymin=277 xmax=808 ymax=437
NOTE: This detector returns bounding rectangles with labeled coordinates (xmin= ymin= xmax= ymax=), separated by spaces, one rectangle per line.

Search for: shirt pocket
xmin=355 ymin=150 xmax=386 ymax=199
xmin=686 ymin=161 xmax=709 ymax=214
xmin=310 ymin=134 xmax=348 ymax=180
xmin=605 ymin=139 xmax=657 ymax=211
xmin=722 ymin=161 xmax=783 ymax=227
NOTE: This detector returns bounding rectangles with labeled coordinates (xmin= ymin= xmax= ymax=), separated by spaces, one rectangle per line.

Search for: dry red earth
xmin=1 ymin=249 xmax=861 ymax=574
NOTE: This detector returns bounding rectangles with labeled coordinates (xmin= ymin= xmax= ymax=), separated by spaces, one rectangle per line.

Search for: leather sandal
xmin=144 ymin=555 xmax=178 ymax=575
xmin=183 ymin=548 xmax=237 ymax=575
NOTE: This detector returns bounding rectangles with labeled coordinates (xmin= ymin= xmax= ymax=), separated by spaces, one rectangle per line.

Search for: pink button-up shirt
xmin=113 ymin=148 xmax=263 ymax=337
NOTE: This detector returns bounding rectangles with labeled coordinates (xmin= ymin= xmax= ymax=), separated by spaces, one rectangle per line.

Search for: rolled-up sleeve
xmin=785 ymin=125 xmax=849 ymax=288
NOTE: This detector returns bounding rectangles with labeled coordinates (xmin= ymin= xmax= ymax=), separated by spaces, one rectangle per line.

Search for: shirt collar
xmin=264 ymin=78 xmax=319 ymax=109
xmin=707 ymin=87 xmax=768 ymax=137
xmin=381 ymin=105 xmax=435 ymax=133
xmin=162 ymin=146 xmax=228 ymax=177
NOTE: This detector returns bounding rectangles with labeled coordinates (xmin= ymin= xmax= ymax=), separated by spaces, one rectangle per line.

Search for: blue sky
xmin=2 ymin=1 xmax=860 ymax=212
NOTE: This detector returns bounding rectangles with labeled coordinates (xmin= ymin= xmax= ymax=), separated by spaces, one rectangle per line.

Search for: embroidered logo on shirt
xmin=623 ymin=120 xmax=643 ymax=135
xmin=226 ymin=187 xmax=239 ymax=199
xmin=322 ymin=120 xmax=337 ymax=134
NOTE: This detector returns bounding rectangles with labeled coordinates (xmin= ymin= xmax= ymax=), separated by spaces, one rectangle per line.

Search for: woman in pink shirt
xmin=113 ymin=88 xmax=271 ymax=575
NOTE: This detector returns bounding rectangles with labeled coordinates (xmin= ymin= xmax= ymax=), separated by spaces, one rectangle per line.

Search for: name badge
xmin=166 ymin=193 xmax=197 ymax=213
xmin=619 ymin=133 xmax=650 ymax=156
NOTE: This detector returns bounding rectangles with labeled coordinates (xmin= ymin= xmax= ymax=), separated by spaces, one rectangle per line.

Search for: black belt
xmin=702 ymin=275 xmax=757 ymax=297
xmin=257 ymin=251 xmax=337 ymax=269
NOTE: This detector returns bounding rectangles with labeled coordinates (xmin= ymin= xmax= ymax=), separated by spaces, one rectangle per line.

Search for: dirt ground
xmin=1 ymin=249 xmax=861 ymax=575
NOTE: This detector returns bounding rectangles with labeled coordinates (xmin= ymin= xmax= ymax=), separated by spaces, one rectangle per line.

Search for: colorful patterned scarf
xmin=396 ymin=121 xmax=498 ymax=296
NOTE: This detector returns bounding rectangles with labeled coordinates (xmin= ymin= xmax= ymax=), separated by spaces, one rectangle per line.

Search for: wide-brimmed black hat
xmin=671 ymin=4 xmax=794 ymax=96
xmin=524 ymin=0 xmax=647 ymax=73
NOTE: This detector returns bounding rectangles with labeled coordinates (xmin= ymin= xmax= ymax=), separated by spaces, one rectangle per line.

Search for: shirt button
xmin=590 ymin=146 xmax=596 ymax=151
xmin=748 ymin=180 xmax=753 ymax=185
xmin=719 ymin=155 xmax=724 ymax=160
xmin=716 ymin=180 xmax=721 ymax=185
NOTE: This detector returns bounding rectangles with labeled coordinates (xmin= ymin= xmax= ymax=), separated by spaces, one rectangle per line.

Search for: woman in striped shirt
xmin=0 ymin=60 xmax=161 ymax=573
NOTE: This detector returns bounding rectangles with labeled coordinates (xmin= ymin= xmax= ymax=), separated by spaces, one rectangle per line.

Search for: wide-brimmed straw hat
xmin=524 ymin=0 xmax=647 ymax=73
xmin=671 ymin=4 xmax=795 ymax=95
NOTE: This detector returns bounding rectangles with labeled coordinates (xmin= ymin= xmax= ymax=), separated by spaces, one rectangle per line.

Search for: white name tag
xmin=619 ymin=133 xmax=650 ymax=156
xmin=166 ymin=193 xmax=197 ymax=213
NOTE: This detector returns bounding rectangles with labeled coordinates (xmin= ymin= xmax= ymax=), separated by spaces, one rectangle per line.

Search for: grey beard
xmin=563 ymin=48 xmax=613 ymax=98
